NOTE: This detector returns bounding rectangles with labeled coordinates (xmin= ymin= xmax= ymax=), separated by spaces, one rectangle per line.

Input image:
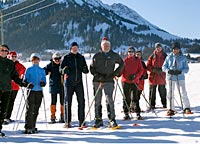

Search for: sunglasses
xmin=128 ymin=51 xmax=134 ymax=53
xmin=1 ymin=49 xmax=8 ymax=52
xmin=12 ymin=56 xmax=17 ymax=58
xmin=54 ymin=57 xmax=61 ymax=61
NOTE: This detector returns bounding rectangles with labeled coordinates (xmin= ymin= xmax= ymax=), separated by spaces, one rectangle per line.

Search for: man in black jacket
xmin=61 ymin=42 xmax=89 ymax=128
xmin=90 ymin=37 xmax=124 ymax=128
xmin=0 ymin=44 xmax=23 ymax=136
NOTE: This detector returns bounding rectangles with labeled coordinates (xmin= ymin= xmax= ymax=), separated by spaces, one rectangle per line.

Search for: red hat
xmin=102 ymin=37 xmax=108 ymax=41
xmin=9 ymin=51 xmax=17 ymax=56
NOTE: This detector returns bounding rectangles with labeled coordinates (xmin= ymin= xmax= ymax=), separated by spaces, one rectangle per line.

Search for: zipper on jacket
xmin=75 ymin=57 xmax=78 ymax=81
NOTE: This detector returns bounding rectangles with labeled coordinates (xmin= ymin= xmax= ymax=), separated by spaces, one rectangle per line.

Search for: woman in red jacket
xmin=121 ymin=47 xmax=143 ymax=120
xmin=146 ymin=43 xmax=167 ymax=110
xmin=3 ymin=51 xmax=26 ymax=124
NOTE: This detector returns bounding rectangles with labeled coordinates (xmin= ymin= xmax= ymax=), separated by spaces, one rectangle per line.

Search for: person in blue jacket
xmin=162 ymin=42 xmax=192 ymax=116
xmin=23 ymin=53 xmax=46 ymax=134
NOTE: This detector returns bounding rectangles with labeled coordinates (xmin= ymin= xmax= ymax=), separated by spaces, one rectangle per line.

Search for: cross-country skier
xmin=3 ymin=51 xmax=26 ymax=125
xmin=90 ymin=37 xmax=124 ymax=128
xmin=61 ymin=42 xmax=89 ymax=128
xmin=44 ymin=52 xmax=64 ymax=124
xmin=23 ymin=53 xmax=46 ymax=134
xmin=162 ymin=42 xmax=193 ymax=116
xmin=0 ymin=44 xmax=24 ymax=137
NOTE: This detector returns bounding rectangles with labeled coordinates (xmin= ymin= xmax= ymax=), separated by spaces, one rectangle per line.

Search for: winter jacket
xmin=44 ymin=60 xmax=63 ymax=94
xmin=138 ymin=61 xmax=148 ymax=90
xmin=121 ymin=56 xmax=143 ymax=84
xmin=12 ymin=61 xmax=26 ymax=90
xmin=60 ymin=53 xmax=89 ymax=84
xmin=146 ymin=50 xmax=167 ymax=85
xmin=162 ymin=52 xmax=189 ymax=81
xmin=90 ymin=50 xmax=124 ymax=82
xmin=24 ymin=64 xmax=46 ymax=91
xmin=0 ymin=56 xmax=22 ymax=91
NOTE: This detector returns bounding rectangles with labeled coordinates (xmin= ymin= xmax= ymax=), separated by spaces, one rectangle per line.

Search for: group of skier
xmin=0 ymin=38 xmax=193 ymax=136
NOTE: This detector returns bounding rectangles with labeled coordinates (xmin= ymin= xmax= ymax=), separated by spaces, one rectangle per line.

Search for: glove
xmin=27 ymin=83 xmax=34 ymax=89
xmin=139 ymin=74 xmax=148 ymax=80
xmin=82 ymin=66 xmax=89 ymax=74
xmin=174 ymin=70 xmax=182 ymax=75
xmin=152 ymin=67 xmax=162 ymax=73
xmin=128 ymin=74 xmax=136 ymax=81
xmin=40 ymin=81 xmax=46 ymax=87
xmin=63 ymin=66 xmax=70 ymax=75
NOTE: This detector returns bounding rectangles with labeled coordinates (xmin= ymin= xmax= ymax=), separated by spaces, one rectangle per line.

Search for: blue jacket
xmin=162 ymin=52 xmax=189 ymax=81
xmin=24 ymin=64 xmax=46 ymax=91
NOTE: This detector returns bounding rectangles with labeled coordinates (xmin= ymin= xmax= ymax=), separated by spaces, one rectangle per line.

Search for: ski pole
xmin=14 ymin=88 xmax=31 ymax=131
xmin=63 ymin=77 xmax=68 ymax=124
xmin=114 ymin=78 xmax=133 ymax=119
xmin=80 ymin=82 xmax=102 ymax=128
xmin=169 ymin=75 xmax=173 ymax=118
xmin=13 ymin=87 xmax=26 ymax=131
xmin=85 ymin=74 xmax=91 ymax=122
xmin=113 ymin=77 xmax=118 ymax=102
xmin=42 ymin=93 xmax=48 ymax=129
xmin=176 ymin=76 xmax=185 ymax=117
xmin=133 ymin=83 xmax=158 ymax=117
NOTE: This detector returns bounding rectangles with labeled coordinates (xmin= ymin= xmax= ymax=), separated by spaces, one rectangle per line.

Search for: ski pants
xmin=51 ymin=92 xmax=64 ymax=105
xmin=149 ymin=84 xmax=166 ymax=108
xmin=0 ymin=91 xmax=11 ymax=130
xmin=167 ymin=79 xmax=190 ymax=110
xmin=122 ymin=82 xmax=141 ymax=114
xmin=25 ymin=91 xmax=43 ymax=130
xmin=93 ymin=82 xmax=115 ymax=120
xmin=6 ymin=90 xmax=18 ymax=119
xmin=66 ymin=81 xmax=85 ymax=123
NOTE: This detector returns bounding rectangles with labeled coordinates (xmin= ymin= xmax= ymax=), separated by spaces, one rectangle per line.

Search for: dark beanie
xmin=172 ymin=42 xmax=180 ymax=49
xmin=128 ymin=46 xmax=135 ymax=52
xmin=71 ymin=42 xmax=78 ymax=48
xmin=155 ymin=42 xmax=162 ymax=48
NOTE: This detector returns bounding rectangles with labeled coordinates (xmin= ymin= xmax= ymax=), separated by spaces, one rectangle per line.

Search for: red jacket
xmin=146 ymin=50 xmax=167 ymax=85
xmin=121 ymin=56 xmax=143 ymax=84
xmin=12 ymin=61 xmax=26 ymax=90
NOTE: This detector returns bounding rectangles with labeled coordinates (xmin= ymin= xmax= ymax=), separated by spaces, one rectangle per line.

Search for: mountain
xmin=0 ymin=0 xmax=200 ymax=59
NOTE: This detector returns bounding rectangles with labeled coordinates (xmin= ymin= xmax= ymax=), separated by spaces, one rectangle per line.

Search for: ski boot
xmin=93 ymin=118 xmax=103 ymax=128
xmin=123 ymin=114 xmax=131 ymax=120
xmin=166 ymin=109 xmax=175 ymax=116
xmin=0 ymin=130 xmax=5 ymax=137
xmin=136 ymin=114 xmax=143 ymax=120
xmin=64 ymin=122 xmax=71 ymax=128
xmin=108 ymin=119 xmax=118 ymax=128
xmin=184 ymin=108 xmax=193 ymax=114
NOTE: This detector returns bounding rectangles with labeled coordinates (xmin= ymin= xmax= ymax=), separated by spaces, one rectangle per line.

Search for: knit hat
xmin=128 ymin=46 xmax=135 ymax=52
xmin=71 ymin=42 xmax=78 ymax=48
xmin=0 ymin=44 xmax=9 ymax=50
xmin=52 ymin=52 xmax=61 ymax=59
xmin=155 ymin=42 xmax=162 ymax=48
xmin=9 ymin=51 xmax=17 ymax=56
xmin=172 ymin=42 xmax=181 ymax=49
xmin=101 ymin=37 xmax=110 ymax=47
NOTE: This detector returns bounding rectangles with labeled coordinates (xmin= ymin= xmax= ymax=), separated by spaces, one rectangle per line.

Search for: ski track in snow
xmin=1 ymin=60 xmax=200 ymax=143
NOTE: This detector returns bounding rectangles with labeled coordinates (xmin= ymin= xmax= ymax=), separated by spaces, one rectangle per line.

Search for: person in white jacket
xmin=162 ymin=42 xmax=193 ymax=116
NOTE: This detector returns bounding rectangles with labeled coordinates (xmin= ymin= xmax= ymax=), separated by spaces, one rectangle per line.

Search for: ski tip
xmin=110 ymin=125 xmax=121 ymax=130
xmin=78 ymin=127 xmax=83 ymax=130
xmin=89 ymin=127 xmax=98 ymax=130
xmin=132 ymin=123 xmax=139 ymax=126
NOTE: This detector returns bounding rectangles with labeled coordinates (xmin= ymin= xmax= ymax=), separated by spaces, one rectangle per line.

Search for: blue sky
xmin=101 ymin=0 xmax=200 ymax=39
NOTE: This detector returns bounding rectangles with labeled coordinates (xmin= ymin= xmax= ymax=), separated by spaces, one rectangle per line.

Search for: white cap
xmin=52 ymin=52 xmax=61 ymax=59
xmin=30 ymin=53 xmax=41 ymax=61
xmin=101 ymin=37 xmax=110 ymax=47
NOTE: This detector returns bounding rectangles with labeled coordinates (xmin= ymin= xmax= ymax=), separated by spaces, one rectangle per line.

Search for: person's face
xmin=70 ymin=46 xmax=78 ymax=54
xmin=32 ymin=57 xmax=40 ymax=65
xmin=127 ymin=50 xmax=135 ymax=57
xmin=0 ymin=47 xmax=9 ymax=58
xmin=155 ymin=46 xmax=162 ymax=52
xmin=172 ymin=48 xmax=181 ymax=55
xmin=10 ymin=55 xmax=17 ymax=62
xmin=101 ymin=43 xmax=110 ymax=53
xmin=135 ymin=52 xmax=142 ymax=59
xmin=53 ymin=57 xmax=61 ymax=64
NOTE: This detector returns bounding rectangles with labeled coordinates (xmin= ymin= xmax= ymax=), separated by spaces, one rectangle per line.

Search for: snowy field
xmin=1 ymin=58 xmax=200 ymax=143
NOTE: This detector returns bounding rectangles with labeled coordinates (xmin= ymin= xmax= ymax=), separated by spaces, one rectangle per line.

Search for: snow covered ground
xmin=1 ymin=59 xmax=200 ymax=143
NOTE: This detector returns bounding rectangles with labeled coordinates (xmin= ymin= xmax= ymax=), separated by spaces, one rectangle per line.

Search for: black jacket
xmin=0 ymin=56 xmax=22 ymax=91
xmin=60 ymin=53 xmax=89 ymax=84
xmin=90 ymin=50 xmax=124 ymax=82
xmin=44 ymin=60 xmax=63 ymax=94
